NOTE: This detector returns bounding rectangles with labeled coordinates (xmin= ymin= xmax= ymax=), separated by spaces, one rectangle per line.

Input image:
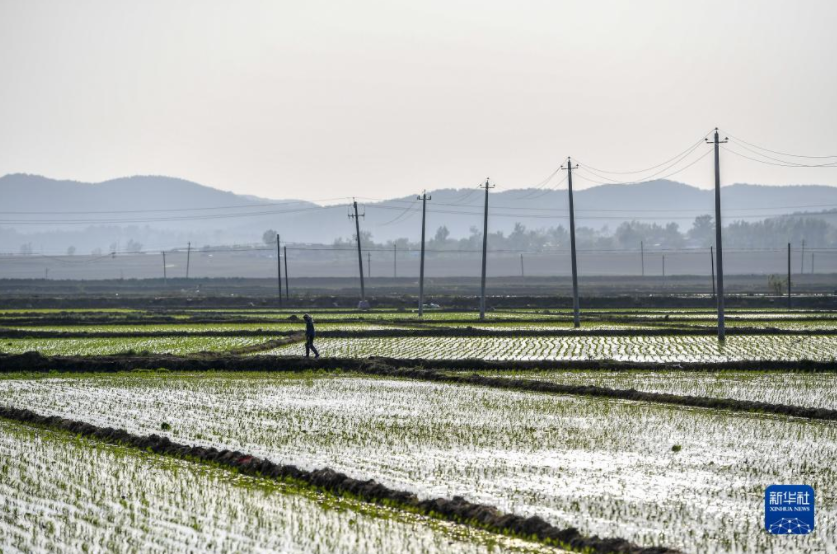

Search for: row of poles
xmin=256 ymin=128 xmax=805 ymax=341
xmin=341 ymin=128 xmax=733 ymax=340
xmin=346 ymin=159 xmax=582 ymax=323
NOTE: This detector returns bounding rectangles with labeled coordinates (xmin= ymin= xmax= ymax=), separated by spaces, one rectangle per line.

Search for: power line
xmin=0 ymin=204 xmax=344 ymax=225
xmin=375 ymin=199 xmax=420 ymax=227
xmin=722 ymin=130 xmax=837 ymax=160
xmin=579 ymin=150 xmax=711 ymax=185
xmin=0 ymin=197 xmax=353 ymax=215
xmin=380 ymin=191 xmax=837 ymax=215
xmin=573 ymin=146 xmax=713 ymax=186
xmin=366 ymin=202 xmax=837 ymax=221
xmin=571 ymin=131 xmax=713 ymax=175
xmin=722 ymin=145 xmax=837 ymax=168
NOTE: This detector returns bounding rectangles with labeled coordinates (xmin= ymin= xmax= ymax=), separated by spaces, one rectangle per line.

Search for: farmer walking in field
xmin=303 ymin=313 xmax=320 ymax=358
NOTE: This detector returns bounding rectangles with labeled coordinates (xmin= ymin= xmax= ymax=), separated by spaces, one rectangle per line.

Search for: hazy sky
xmin=2 ymin=0 xmax=836 ymax=201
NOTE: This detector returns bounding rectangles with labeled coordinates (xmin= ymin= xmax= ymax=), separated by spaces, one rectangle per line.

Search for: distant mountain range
xmin=2 ymin=173 xmax=836 ymax=252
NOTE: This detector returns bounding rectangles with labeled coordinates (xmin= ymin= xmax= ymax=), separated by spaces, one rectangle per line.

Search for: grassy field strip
xmin=478 ymin=370 xmax=837 ymax=411
xmin=4 ymin=322 xmax=415 ymax=333
xmin=260 ymin=335 xmax=837 ymax=362
xmin=423 ymin=321 xmax=837 ymax=331
xmin=0 ymin=420 xmax=558 ymax=554
xmin=0 ymin=336 xmax=273 ymax=356
xmin=1 ymin=372 xmax=834 ymax=553
xmin=419 ymin=322 xmax=661 ymax=331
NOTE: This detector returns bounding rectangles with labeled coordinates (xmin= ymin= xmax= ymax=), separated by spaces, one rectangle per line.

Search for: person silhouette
xmin=302 ymin=313 xmax=319 ymax=358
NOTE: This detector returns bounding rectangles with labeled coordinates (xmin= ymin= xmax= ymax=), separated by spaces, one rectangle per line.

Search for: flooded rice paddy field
xmin=477 ymin=370 xmax=837 ymax=410
xmin=262 ymin=335 xmax=837 ymax=362
xmin=2 ymin=306 xmax=836 ymax=553
xmin=1 ymin=371 xmax=834 ymax=553
xmin=0 ymin=419 xmax=552 ymax=554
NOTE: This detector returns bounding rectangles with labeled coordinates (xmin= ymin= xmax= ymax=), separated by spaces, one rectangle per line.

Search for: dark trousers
xmin=305 ymin=335 xmax=319 ymax=358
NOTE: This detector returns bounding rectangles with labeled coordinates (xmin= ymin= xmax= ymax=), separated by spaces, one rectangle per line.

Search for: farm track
xmin=4 ymin=327 xmax=837 ymax=339
xmin=3 ymin=353 xmax=837 ymax=420
xmin=0 ymin=405 xmax=680 ymax=554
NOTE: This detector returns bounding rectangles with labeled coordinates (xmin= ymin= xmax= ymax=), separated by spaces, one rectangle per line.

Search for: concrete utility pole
xmin=662 ymin=254 xmax=666 ymax=279
xmin=479 ymin=179 xmax=494 ymax=320
xmin=162 ymin=251 xmax=167 ymax=285
xmin=562 ymin=159 xmax=580 ymax=328
xmin=284 ymin=245 xmax=289 ymax=300
xmin=520 ymin=253 xmax=525 ymax=278
xmin=277 ymin=235 xmax=283 ymax=306
xmin=710 ymin=246 xmax=716 ymax=299
xmin=640 ymin=241 xmax=645 ymax=277
xmin=812 ymin=252 xmax=815 ymax=274
xmin=788 ymin=242 xmax=792 ymax=309
xmin=349 ymin=200 xmax=366 ymax=300
xmin=368 ymin=252 xmax=371 ymax=278
xmin=707 ymin=128 xmax=728 ymax=340
xmin=418 ymin=191 xmax=431 ymax=316
xmin=186 ymin=242 xmax=191 ymax=279
xmin=393 ymin=244 xmax=397 ymax=278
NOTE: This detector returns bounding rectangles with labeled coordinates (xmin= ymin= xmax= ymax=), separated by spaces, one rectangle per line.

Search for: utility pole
xmin=479 ymin=179 xmax=494 ymax=320
xmin=562 ymin=159 xmax=580 ymax=328
xmin=418 ymin=191 xmax=431 ymax=316
xmin=640 ymin=241 xmax=645 ymax=277
xmin=787 ymin=242 xmax=792 ymax=309
xmin=349 ymin=200 xmax=366 ymax=300
xmin=710 ymin=246 xmax=716 ymax=299
xmin=801 ymin=239 xmax=805 ymax=274
xmin=520 ymin=253 xmax=525 ymax=278
xmin=279 ymin=235 xmax=284 ymax=302
xmin=186 ymin=242 xmax=191 ymax=279
xmin=812 ymin=252 xmax=815 ymax=274
xmin=662 ymin=254 xmax=666 ymax=283
xmin=368 ymin=252 xmax=371 ymax=278
xmin=707 ymin=128 xmax=728 ymax=340
xmin=393 ymin=244 xmax=397 ymax=278
xmin=284 ymin=245 xmax=289 ymax=300
xmin=162 ymin=251 xmax=167 ymax=285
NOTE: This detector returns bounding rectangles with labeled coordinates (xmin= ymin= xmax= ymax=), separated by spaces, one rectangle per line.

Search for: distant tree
xmin=434 ymin=226 xmax=450 ymax=243
xmin=125 ymin=239 xmax=143 ymax=253
xmin=19 ymin=243 xmax=33 ymax=255
xmin=356 ymin=230 xmax=373 ymax=247
xmin=91 ymin=247 xmax=103 ymax=256
xmin=768 ymin=274 xmax=785 ymax=295
xmin=66 ymin=246 xmax=76 ymax=256
xmin=262 ymin=229 xmax=278 ymax=246
xmin=664 ymin=222 xmax=684 ymax=248
xmin=688 ymin=215 xmax=714 ymax=246
xmin=508 ymin=223 xmax=530 ymax=251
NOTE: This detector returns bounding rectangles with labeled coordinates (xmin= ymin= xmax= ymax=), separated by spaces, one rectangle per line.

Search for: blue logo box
xmin=765 ymin=485 xmax=815 ymax=535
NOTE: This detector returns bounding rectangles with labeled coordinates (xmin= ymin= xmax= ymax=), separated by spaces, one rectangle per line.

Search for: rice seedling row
xmin=261 ymin=335 xmax=837 ymax=362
